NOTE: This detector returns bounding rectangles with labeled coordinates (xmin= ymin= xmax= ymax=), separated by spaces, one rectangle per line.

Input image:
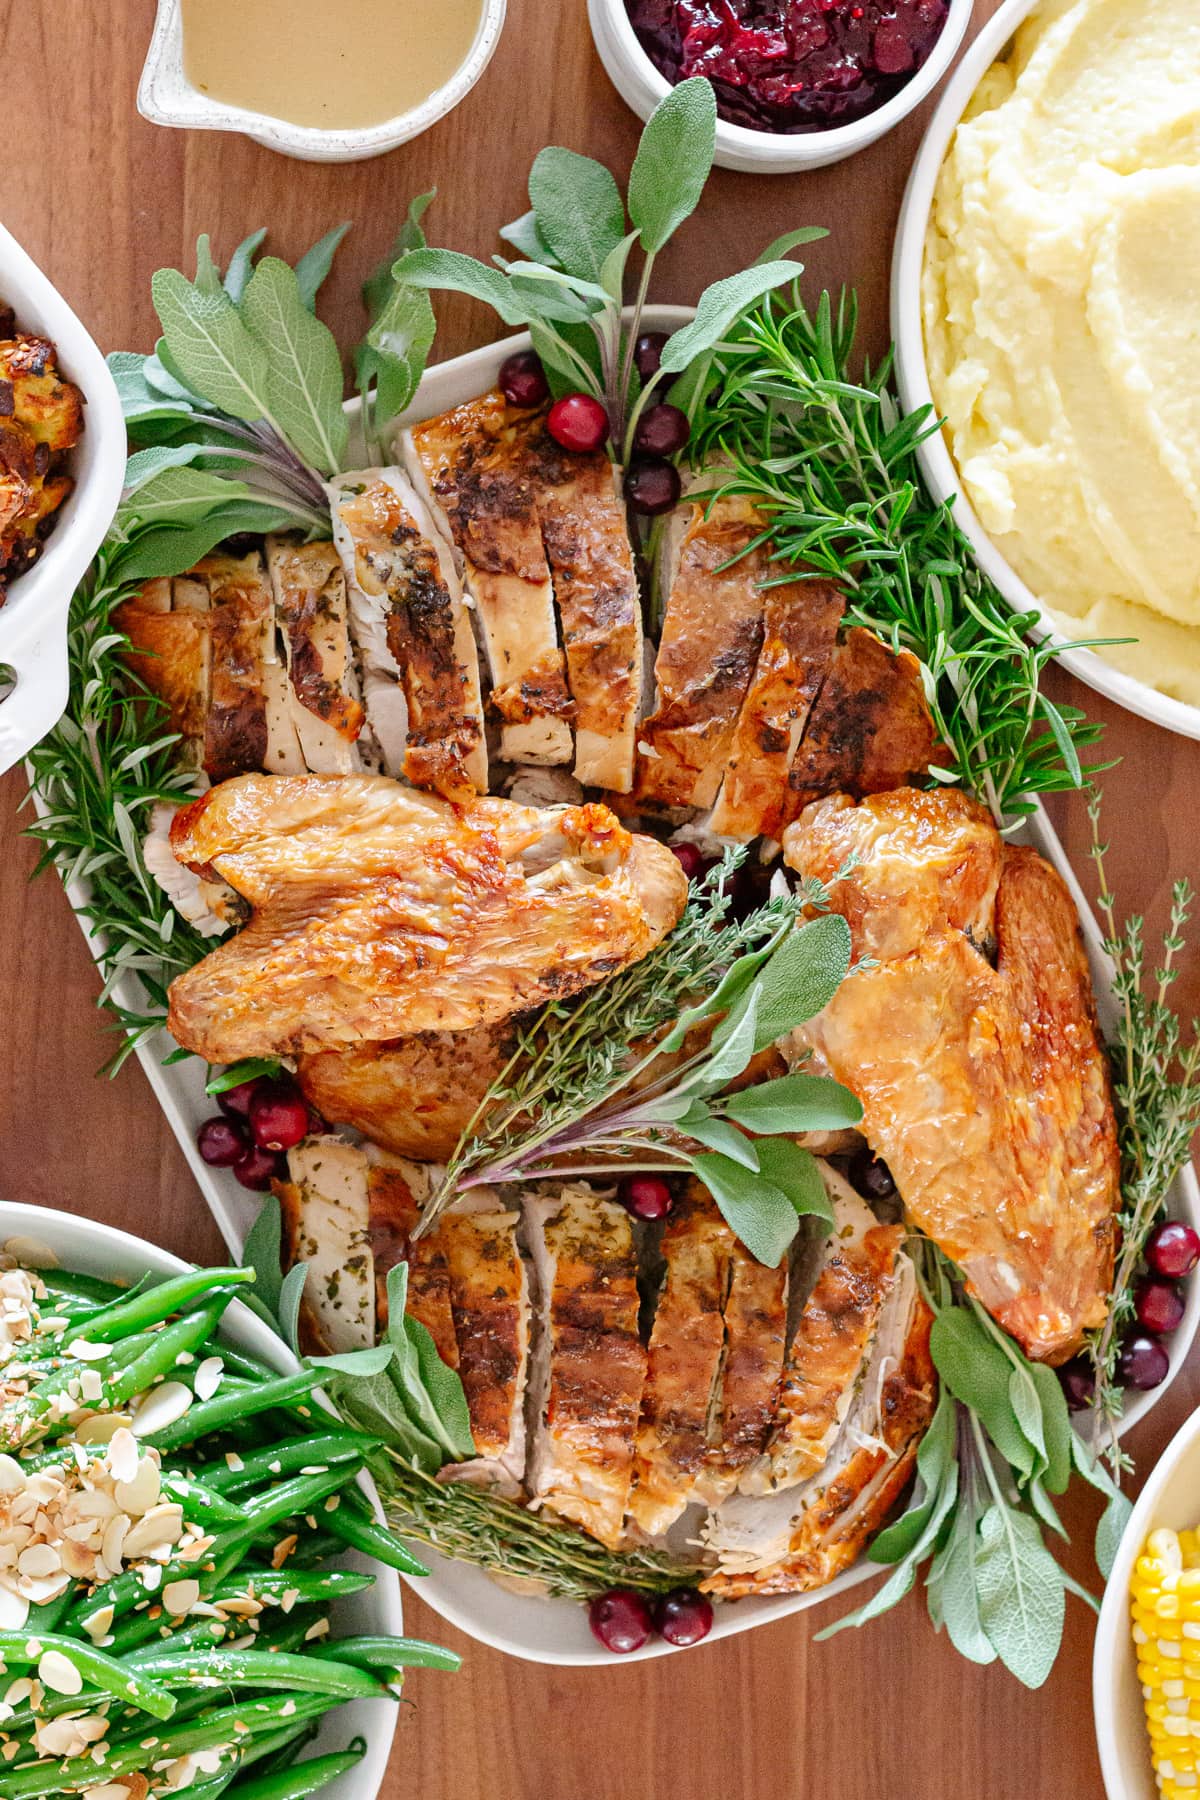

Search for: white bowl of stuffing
xmin=0 ymin=224 xmax=125 ymax=775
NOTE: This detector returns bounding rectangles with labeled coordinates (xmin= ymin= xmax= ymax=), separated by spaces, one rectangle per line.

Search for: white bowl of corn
xmin=1094 ymin=1410 xmax=1200 ymax=1798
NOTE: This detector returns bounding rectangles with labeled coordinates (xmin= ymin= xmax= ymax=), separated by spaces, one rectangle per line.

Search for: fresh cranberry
xmin=847 ymin=1147 xmax=895 ymax=1201
xmin=197 ymin=1117 xmax=248 ymax=1169
xmin=1135 ymin=1278 xmax=1186 ymax=1337
xmin=547 ymin=394 xmax=608 ymax=454
xmin=588 ymin=1589 xmax=653 ymax=1654
xmin=669 ymin=841 xmax=712 ymax=881
xmin=1118 ymin=1333 xmax=1171 ymax=1392
xmin=633 ymin=403 xmax=689 ymax=459
xmin=1058 ymin=1358 xmax=1095 ymax=1412
xmin=499 ymin=350 xmax=549 ymax=410
xmin=248 ymin=1078 xmax=310 ymax=1153
xmin=216 ymin=1078 xmax=259 ymax=1120
xmin=1145 ymin=1222 xmax=1200 ymax=1280
xmin=620 ymin=1176 xmax=674 ymax=1221
xmin=625 ymin=458 xmax=682 ymax=517
xmin=654 ymin=1588 xmax=713 ymax=1647
xmin=634 ymin=331 xmax=669 ymax=382
xmin=233 ymin=1145 xmax=285 ymax=1192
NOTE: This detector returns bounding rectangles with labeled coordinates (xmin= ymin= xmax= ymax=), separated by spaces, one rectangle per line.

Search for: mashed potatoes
xmin=923 ymin=0 xmax=1200 ymax=706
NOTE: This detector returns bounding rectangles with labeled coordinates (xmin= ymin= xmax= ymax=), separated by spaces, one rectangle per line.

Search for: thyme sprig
xmin=685 ymin=288 xmax=1112 ymax=827
xmin=379 ymin=1457 xmax=700 ymax=1603
xmin=1085 ymin=793 xmax=1200 ymax=1474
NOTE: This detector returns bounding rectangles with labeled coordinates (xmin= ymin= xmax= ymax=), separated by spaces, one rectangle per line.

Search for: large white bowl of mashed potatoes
xmin=892 ymin=0 xmax=1200 ymax=737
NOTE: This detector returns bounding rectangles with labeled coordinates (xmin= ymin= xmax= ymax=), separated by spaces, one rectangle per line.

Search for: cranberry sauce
xmin=626 ymin=0 xmax=949 ymax=134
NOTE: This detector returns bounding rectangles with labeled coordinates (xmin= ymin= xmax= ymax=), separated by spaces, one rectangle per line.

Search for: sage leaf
xmin=691 ymin=1152 xmax=798 ymax=1267
xmin=309 ymin=1345 xmax=396 ymax=1378
xmin=755 ymin=227 xmax=828 ymax=264
xmin=684 ymin=988 xmax=760 ymax=1092
xmin=527 ymin=318 xmax=603 ymax=399
xmin=107 ymin=502 xmax=301 ymax=585
xmin=974 ymin=1503 xmax=1065 ymax=1688
xmin=123 ymin=444 xmax=237 ymax=497
xmin=223 ymin=228 xmax=267 ymax=304
xmin=722 ymin=1071 xmax=863 ymax=1135
xmin=753 ymin=1139 xmax=833 ymax=1224
xmin=928 ymin=1501 xmax=997 ymax=1666
xmin=121 ymin=465 xmax=253 ymax=525
xmin=240 ymin=257 xmax=349 ymax=473
xmin=363 ymin=192 xmax=435 ymax=318
xmin=506 ymin=269 xmax=600 ymax=325
xmin=1027 ymin=1477 xmax=1068 ymax=1541
xmin=395 ymin=248 xmax=531 ymax=327
xmin=660 ymin=262 xmax=805 ymax=375
xmin=600 ymin=229 xmax=639 ymax=305
xmin=405 ymin=1315 xmax=475 ymax=1459
xmin=1028 ymin=1361 xmax=1073 ymax=1494
xmin=528 ymin=146 xmax=625 ymax=283
xmin=499 ymin=209 xmax=560 ymax=267
xmin=242 ymin=1196 xmax=284 ymax=1318
xmin=750 ymin=912 xmax=853 ymax=1049
xmin=294 ymin=222 xmax=351 ymax=311
xmin=870 ymin=1388 xmax=956 ymax=1563
xmin=659 ymin=917 xmax=791 ymax=1054
xmin=1095 ymin=1488 xmax=1133 ymax=1579
xmin=1008 ymin=1365 xmax=1049 ymax=1472
xmin=681 ymin=1112 xmax=760 ymax=1171
xmin=277 ymin=1262 xmax=308 ymax=1356
xmin=148 ymin=341 xmax=203 ymax=403
xmin=151 ymin=267 xmax=272 ymax=423
xmin=627 ymin=77 xmax=717 ymax=253
xmin=929 ymin=1308 xmax=1039 ymax=1478
xmin=357 ymin=279 xmax=437 ymax=425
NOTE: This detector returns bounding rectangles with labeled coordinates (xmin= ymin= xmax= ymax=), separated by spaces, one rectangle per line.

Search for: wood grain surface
xmin=0 ymin=3 xmax=1195 ymax=1795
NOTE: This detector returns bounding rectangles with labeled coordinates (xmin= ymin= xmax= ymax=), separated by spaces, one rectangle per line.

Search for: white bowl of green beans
xmin=0 ymin=1200 xmax=455 ymax=1800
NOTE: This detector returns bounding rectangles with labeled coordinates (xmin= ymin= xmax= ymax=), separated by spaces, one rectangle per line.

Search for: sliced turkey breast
xmin=328 ymin=470 xmax=487 ymax=800
xmin=627 ymin=1184 xmax=733 ymax=1538
xmin=701 ymin=1249 xmax=935 ymax=1596
xmin=437 ymin=1191 xmax=531 ymax=1496
xmin=708 ymin=581 xmax=843 ymax=841
xmin=113 ymin=575 xmax=211 ymax=771
xmin=522 ymin=1184 xmax=646 ymax=1549
xmin=264 ymin=536 xmax=367 ymax=775
xmin=275 ymin=1138 xmax=374 ymax=1355
xmin=403 ymin=393 xmax=573 ymax=766
xmin=634 ymin=495 xmax=770 ymax=811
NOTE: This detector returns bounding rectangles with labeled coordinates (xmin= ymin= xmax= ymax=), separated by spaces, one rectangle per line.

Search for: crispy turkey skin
xmin=165 ymin=775 xmax=686 ymax=1062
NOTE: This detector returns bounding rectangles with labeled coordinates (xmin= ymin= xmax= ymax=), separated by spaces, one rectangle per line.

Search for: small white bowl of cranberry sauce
xmin=588 ymin=0 xmax=974 ymax=172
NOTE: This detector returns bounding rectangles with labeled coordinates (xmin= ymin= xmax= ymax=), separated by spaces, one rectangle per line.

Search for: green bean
xmin=72 ymin=1466 xmax=351 ymax=1631
xmin=33 ymin=1270 xmax=126 ymax=1307
xmin=205 ymin=1432 xmax=381 ymax=1495
xmin=319 ymin=1502 xmax=429 ymax=1577
xmin=0 ymin=1695 xmax=337 ymax=1797
xmin=108 ymin=1298 xmax=231 ymax=1405
xmin=145 ymin=1369 xmax=327 ymax=1451
xmin=67 ymin=1268 xmax=253 ymax=1343
xmin=228 ymin=1752 xmax=363 ymax=1800
xmin=310 ymin=1632 xmax=461 ymax=1673
xmin=160 ymin=1469 xmax=250 ymax=1528
xmin=0 ymin=1631 xmax=175 ymax=1720
xmin=125 ymin=1646 xmax=386 ymax=1702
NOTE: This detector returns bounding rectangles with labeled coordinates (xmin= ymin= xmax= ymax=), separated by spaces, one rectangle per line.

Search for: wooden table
xmin=1 ymin=2 xmax=1196 ymax=1794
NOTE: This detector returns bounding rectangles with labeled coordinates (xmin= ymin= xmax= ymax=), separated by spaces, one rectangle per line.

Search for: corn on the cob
xmin=1131 ymin=1526 xmax=1200 ymax=1795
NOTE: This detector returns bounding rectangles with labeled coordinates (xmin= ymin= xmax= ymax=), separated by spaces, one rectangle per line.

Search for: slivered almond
xmin=37 ymin=1648 xmax=82 ymax=1696
xmin=17 ymin=1544 xmax=60 ymax=1579
xmin=101 ymin=1516 xmax=129 ymax=1572
xmin=162 ymin=1579 xmax=200 ymax=1616
xmin=129 ymin=1382 xmax=191 ymax=1437
xmin=121 ymin=1503 xmax=183 ymax=1559
xmin=0 ymin=1460 xmax=25 ymax=1496
xmin=106 ymin=1429 xmax=140 ymax=1487
xmin=83 ymin=1604 xmax=114 ymax=1644
xmin=114 ymin=1457 xmax=161 ymax=1517
xmin=194 ymin=1357 xmax=223 ymax=1402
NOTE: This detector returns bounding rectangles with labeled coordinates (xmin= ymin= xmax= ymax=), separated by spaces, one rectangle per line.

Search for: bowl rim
xmin=889 ymin=0 xmax=1200 ymax=742
xmin=0 ymin=1198 xmax=404 ymax=1798
xmin=1092 ymin=1403 xmax=1200 ymax=1800
xmin=588 ymin=0 xmax=976 ymax=156
xmin=138 ymin=0 xmax=508 ymax=156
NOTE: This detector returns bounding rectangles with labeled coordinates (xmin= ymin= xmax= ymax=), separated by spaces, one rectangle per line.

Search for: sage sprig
xmin=392 ymin=78 xmax=823 ymax=462
xmin=429 ymin=856 xmax=860 ymax=1266
xmin=821 ymin=1243 xmax=1129 ymax=1687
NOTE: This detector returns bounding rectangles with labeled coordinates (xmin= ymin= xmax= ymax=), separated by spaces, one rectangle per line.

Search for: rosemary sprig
xmin=23 ymin=547 xmax=207 ymax=1073
xmin=686 ymin=288 xmax=1113 ymax=826
xmin=378 ymin=1455 xmax=700 ymax=1602
xmin=1085 ymin=792 xmax=1200 ymax=1473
